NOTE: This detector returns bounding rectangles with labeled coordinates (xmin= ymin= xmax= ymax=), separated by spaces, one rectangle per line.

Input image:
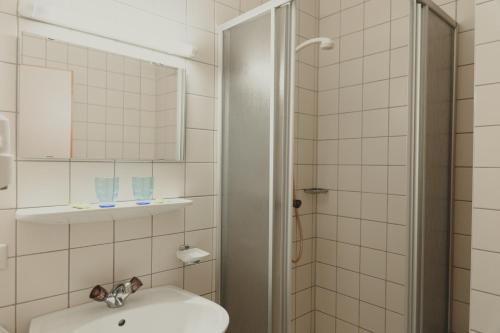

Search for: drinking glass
xmin=95 ymin=177 xmax=119 ymax=208
xmin=132 ymin=177 xmax=154 ymax=205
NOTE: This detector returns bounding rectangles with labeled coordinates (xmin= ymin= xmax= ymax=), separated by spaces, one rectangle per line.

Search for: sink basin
xmin=29 ymin=286 xmax=229 ymax=333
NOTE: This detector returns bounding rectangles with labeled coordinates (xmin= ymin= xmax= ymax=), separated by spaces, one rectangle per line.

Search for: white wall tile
xmin=18 ymin=162 xmax=70 ymax=207
xmin=17 ymin=251 xmax=68 ymax=303
xmin=70 ymin=244 xmax=113 ymax=291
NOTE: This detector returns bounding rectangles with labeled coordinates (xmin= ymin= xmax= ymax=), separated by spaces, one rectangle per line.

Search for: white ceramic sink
xmin=29 ymin=286 xmax=229 ymax=333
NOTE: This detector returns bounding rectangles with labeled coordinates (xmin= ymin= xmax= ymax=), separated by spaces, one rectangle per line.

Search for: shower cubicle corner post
xmin=408 ymin=1 xmax=457 ymax=332
xmin=216 ymin=1 xmax=295 ymax=332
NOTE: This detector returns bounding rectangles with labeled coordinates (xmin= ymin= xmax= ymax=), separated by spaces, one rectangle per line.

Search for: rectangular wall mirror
xmin=18 ymin=32 xmax=186 ymax=161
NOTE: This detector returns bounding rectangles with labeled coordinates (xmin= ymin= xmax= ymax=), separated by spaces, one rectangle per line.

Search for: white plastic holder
xmin=176 ymin=245 xmax=209 ymax=265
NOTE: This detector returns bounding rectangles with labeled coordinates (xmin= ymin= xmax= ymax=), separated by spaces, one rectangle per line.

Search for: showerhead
xmin=296 ymin=37 xmax=335 ymax=52
xmin=319 ymin=38 xmax=334 ymax=50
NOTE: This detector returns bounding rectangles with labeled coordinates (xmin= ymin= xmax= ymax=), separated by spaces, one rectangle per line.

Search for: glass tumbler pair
xmin=95 ymin=177 xmax=154 ymax=207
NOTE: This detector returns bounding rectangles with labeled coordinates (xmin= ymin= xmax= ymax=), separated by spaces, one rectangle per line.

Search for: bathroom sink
xmin=29 ymin=286 xmax=229 ymax=333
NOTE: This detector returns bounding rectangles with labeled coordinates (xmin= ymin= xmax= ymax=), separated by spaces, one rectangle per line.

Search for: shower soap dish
xmin=176 ymin=245 xmax=209 ymax=265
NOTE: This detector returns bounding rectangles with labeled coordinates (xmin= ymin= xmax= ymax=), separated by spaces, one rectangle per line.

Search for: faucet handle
xmin=90 ymin=285 xmax=109 ymax=301
xmin=129 ymin=277 xmax=143 ymax=293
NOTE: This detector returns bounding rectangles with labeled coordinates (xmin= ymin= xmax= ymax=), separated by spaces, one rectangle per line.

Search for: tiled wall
xmin=434 ymin=1 xmax=474 ymax=332
xmin=0 ymin=0 xmax=236 ymax=331
xmin=470 ymin=0 xmax=500 ymax=332
xmin=292 ymin=0 xmax=320 ymax=332
xmin=313 ymin=0 xmax=411 ymax=332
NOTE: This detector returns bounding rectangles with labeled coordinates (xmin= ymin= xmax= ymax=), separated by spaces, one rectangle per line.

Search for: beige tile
xmin=16 ymin=294 xmax=68 ymax=333
xmin=476 ymin=42 xmax=500 ymax=85
xmin=320 ymin=0 xmax=340 ymax=17
xmin=338 ymin=191 xmax=361 ymax=218
xmin=340 ymin=31 xmax=363 ymax=61
xmin=185 ymin=163 xmax=214 ymax=196
xmin=338 ymin=166 xmax=361 ymax=191
xmin=457 ymin=64 xmax=474 ymax=99
xmin=339 ymin=111 xmax=362 ymax=138
xmin=389 ymin=106 xmax=409 ymax=136
xmin=476 ymin=83 xmax=500 ymax=126
xmin=364 ymin=0 xmax=390 ymax=27
xmin=360 ymin=274 xmax=385 ymax=307
xmin=186 ymin=129 xmax=215 ymax=162
xmin=18 ymin=161 xmax=70 ymax=208
xmin=361 ymin=247 xmax=386 ymax=278
xmin=362 ymin=166 xmax=387 ymax=193
xmin=339 ymin=59 xmax=363 ymax=87
xmin=316 ymin=238 xmax=337 ymax=266
xmin=389 ymin=76 xmax=408 ymax=107
xmin=390 ymin=46 xmax=409 ymax=77
xmin=0 ymin=209 xmax=15 ymax=257
xmin=390 ymin=16 xmax=409 ymax=48
xmin=341 ymin=4 xmax=363 ymax=35
xmin=387 ymin=195 xmax=408 ymax=225
xmin=339 ymin=85 xmax=362 ymax=113
xmin=453 ymin=234 xmax=471 ymax=269
xmin=316 ymin=263 xmax=336 ymax=290
xmin=474 ymin=126 xmax=500 ymax=167
xmin=386 ymin=282 xmax=405 ymax=313
xmin=0 ymin=13 xmax=17 ymax=63
xmin=17 ymin=222 xmax=68 ymax=256
xmin=361 ymin=193 xmax=387 ymax=222
xmin=361 ymin=220 xmax=386 ymax=250
xmin=0 ymin=258 xmax=14 ymax=307
xmin=17 ymin=251 xmax=68 ymax=303
xmin=388 ymin=166 xmax=407 ymax=195
xmin=451 ymin=300 xmax=469 ymax=333
xmin=336 ymin=294 xmax=359 ymax=325
xmin=339 ymin=139 xmax=361 ymax=164
xmin=388 ymin=136 xmax=407 ymax=166
xmin=455 ymin=167 xmax=472 ymax=201
xmin=0 ymin=305 xmax=15 ymax=333
xmin=365 ymin=23 xmax=390 ymax=55
xmin=70 ymin=244 xmax=113 ymax=291
xmin=0 ymin=0 xmax=16 ymax=15
xmin=152 ymin=268 xmax=184 ymax=288
xmin=360 ymin=301 xmax=385 ymax=332
xmin=387 ymin=253 xmax=406 ymax=284
xmin=316 ymin=287 xmax=336 ymax=316
xmin=473 ymin=168 xmax=500 ymax=209
xmin=337 ymin=242 xmax=360 ymax=272
xmin=152 ymin=233 xmax=184 ymax=272
xmin=152 ymin=209 xmax=185 ymax=236
xmin=470 ymin=290 xmax=500 ymax=332
xmin=386 ymin=310 xmax=405 ymax=333
xmin=363 ymin=137 xmax=388 ymax=165
xmin=115 ymin=217 xmax=152 ymax=242
xmin=338 ymin=217 xmax=360 ymax=245
xmin=317 ymin=214 xmax=337 ymax=241
xmin=337 ymin=268 xmax=360 ymax=298
xmin=387 ymin=224 xmax=407 ymax=255
xmin=70 ymin=221 xmax=113 ymax=248
xmin=0 ymin=62 xmax=16 ymax=112
xmin=114 ymin=238 xmax=152 ymax=281
xmin=153 ymin=162 xmax=185 ymax=198
xmin=185 ymin=261 xmax=213 ymax=295
xmin=363 ymin=51 xmax=390 ymax=83
xmin=453 ymin=267 xmax=470 ymax=303
xmin=363 ymin=80 xmax=389 ymax=111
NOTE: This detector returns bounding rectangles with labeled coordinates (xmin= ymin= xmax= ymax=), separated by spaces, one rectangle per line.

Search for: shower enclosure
xmin=218 ymin=0 xmax=456 ymax=332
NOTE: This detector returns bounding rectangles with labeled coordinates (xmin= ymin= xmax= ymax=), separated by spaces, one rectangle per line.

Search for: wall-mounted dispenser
xmin=0 ymin=114 xmax=13 ymax=191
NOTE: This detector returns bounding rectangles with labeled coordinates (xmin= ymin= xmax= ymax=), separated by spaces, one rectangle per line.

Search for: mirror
xmin=19 ymin=32 xmax=185 ymax=161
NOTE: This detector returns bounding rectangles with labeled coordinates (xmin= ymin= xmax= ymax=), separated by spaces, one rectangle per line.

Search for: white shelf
xmin=16 ymin=198 xmax=192 ymax=224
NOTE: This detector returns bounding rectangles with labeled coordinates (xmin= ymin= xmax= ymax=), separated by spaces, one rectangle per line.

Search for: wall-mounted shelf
xmin=16 ymin=198 xmax=192 ymax=225
xmin=303 ymin=188 xmax=329 ymax=194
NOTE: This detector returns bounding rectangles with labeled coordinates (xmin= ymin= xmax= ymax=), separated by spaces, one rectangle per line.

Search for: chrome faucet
xmin=89 ymin=277 xmax=143 ymax=308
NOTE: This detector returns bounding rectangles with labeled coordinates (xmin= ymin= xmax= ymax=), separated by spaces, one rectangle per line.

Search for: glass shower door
xmin=219 ymin=2 xmax=294 ymax=332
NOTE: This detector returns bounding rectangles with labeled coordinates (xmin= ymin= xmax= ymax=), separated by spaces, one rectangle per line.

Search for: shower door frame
xmin=216 ymin=1 xmax=296 ymax=332
xmin=408 ymin=1 xmax=458 ymax=332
